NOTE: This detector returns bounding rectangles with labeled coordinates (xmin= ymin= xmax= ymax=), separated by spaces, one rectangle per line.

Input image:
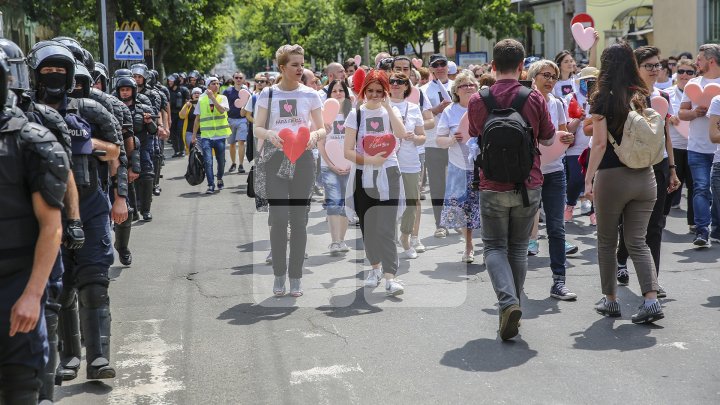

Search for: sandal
xmin=273 ymin=276 xmax=286 ymax=296
xmin=434 ymin=228 xmax=448 ymax=238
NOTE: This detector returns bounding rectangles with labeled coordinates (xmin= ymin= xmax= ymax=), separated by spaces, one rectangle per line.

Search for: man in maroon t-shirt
xmin=467 ymin=39 xmax=555 ymax=341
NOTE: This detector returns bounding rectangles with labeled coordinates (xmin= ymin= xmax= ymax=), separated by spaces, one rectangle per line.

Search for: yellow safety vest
xmin=198 ymin=94 xmax=232 ymax=138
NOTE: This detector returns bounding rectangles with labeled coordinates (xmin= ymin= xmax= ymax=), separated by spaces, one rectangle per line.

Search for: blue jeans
xmin=320 ymin=167 xmax=348 ymax=216
xmin=711 ymin=162 xmax=720 ymax=239
xmin=687 ymin=151 xmax=714 ymax=231
xmin=541 ymin=170 xmax=567 ymax=280
xmin=481 ymin=188 xmax=542 ymax=310
xmin=200 ymin=137 xmax=226 ymax=187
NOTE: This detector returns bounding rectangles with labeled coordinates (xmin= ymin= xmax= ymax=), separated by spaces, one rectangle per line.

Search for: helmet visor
xmin=7 ymin=58 xmax=29 ymax=90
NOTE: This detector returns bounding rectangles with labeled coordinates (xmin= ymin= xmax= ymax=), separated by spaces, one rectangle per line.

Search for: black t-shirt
xmin=590 ymin=101 xmax=629 ymax=170
xmin=169 ymin=86 xmax=190 ymax=113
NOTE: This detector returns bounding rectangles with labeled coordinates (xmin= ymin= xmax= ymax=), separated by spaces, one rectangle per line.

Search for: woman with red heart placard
xmin=317 ymin=80 xmax=354 ymax=256
xmin=253 ymin=44 xmax=327 ymax=298
xmin=343 ymin=69 xmax=407 ymax=297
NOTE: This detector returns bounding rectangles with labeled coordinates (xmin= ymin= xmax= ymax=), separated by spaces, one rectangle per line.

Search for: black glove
xmin=63 ymin=219 xmax=85 ymax=250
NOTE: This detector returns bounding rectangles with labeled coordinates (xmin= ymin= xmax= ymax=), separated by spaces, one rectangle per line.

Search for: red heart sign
xmin=362 ymin=134 xmax=396 ymax=158
xmin=278 ymin=127 xmax=310 ymax=163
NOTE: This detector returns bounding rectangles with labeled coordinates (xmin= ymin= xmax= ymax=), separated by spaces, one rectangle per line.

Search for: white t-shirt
xmin=321 ymin=112 xmax=346 ymax=168
xmin=667 ymin=85 xmax=688 ymax=150
xmin=344 ymin=105 xmax=401 ymax=168
xmin=564 ymin=92 xmax=591 ymax=156
xmin=420 ymin=79 xmax=454 ymax=148
xmin=655 ymin=78 xmax=673 ymax=90
xmin=436 ymin=103 xmax=469 ymax=170
xmin=553 ymin=77 xmax=577 ymax=99
xmin=255 ymin=84 xmax=323 ymax=133
xmin=416 ymin=88 xmax=432 ymax=155
xmin=541 ymin=94 xmax=568 ymax=174
xmin=707 ymin=95 xmax=720 ymax=163
xmin=681 ymin=76 xmax=720 ymax=154
xmin=391 ymin=100 xmax=424 ymax=173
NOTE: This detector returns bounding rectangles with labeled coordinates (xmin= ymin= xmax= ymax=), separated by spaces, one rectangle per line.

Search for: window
xmin=710 ymin=0 xmax=720 ymax=43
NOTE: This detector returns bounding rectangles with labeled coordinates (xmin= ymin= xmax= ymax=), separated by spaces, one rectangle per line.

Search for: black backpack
xmin=474 ymin=86 xmax=536 ymax=206
xmin=185 ymin=143 xmax=206 ymax=186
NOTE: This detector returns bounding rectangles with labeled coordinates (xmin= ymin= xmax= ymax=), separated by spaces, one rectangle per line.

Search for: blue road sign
xmin=114 ymin=31 xmax=144 ymax=60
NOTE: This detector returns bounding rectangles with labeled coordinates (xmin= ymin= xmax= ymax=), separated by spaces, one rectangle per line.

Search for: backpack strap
xmin=510 ymin=86 xmax=533 ymax=115
xmin=265 ymin=88 xmax=273 ymax=129
xmin=479 ymin=87 xmax=499 ymax=112
xmin=419 ymin=89 xmax=425 ymax=109
xmin=355 ymin=107 xmax=362 ymax=141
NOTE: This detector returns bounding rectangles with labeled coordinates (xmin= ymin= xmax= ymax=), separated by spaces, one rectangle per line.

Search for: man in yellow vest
xmin=191 ymin=76 xmax=232 ymax=193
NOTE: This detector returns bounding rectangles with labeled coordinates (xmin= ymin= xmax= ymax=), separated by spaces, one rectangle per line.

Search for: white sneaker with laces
xmin=385 ymin=278 xmax=405 ymax=296
xmin=364 ymin=268 xmax=382 ymax=288
xmin=338 ymin=241 xmax=350 ymax=252
xmin=329 ymin=242 xmax=342 ymax=254
xmin=403 ymin=247 xmax=418 ymax=259
xmin=410 ymin=236 xmax=426 ymax=253
xmin=580 ymin=200 xmax=592 ymax=215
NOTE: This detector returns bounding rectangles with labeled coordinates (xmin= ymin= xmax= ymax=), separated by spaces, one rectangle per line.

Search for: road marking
xmin=659 ymin=342 xmax=688 ymax=350
xmin=290 ymin=364 xmax=364 ymax=385
xmin=109 ymin=319 xmax=183 ymax=404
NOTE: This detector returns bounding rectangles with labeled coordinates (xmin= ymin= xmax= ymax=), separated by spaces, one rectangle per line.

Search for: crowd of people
xmin=1 ymin=30 xmax=719 ymax=403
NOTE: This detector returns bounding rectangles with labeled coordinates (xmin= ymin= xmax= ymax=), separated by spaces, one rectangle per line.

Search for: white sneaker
xmin=410 ymin=236 xmax=426 ymax=253
xmin=462 ymin=251 xmax=475 ymax=263
xmin=385 ymin=278 xmax=405 ymax=296
xmin=403 ymin=247 xmax=418 ymax=259
xmin=329 ymin=242 xmax=342 ymax=254
xmin=364 ymin=268 xmax=382 ymax=288
xmin=338 ymin=241 xmax=350 ymax=252
xmin=580 ymin=200 xmax=592 ymax=215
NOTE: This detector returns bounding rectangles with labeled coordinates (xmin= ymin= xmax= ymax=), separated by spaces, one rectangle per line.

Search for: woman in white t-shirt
xmin=318 ymin=80 xmax=353 ymax=255
xmin=389 ymin=72 xmax=426 ymax=259
xmin=435 ymin=71 xmax=481 ymax=263
xmin=553 ymin=35 xmax=599 ymax=99
xmin=344 ymin=70 xmax=407 ymax=296
xmin=254 ymin=44 xmax=326 ymax=298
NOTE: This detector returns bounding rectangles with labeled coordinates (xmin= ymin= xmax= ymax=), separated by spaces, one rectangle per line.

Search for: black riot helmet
xmin=72 ymin=61 xmax=92 ymax=99
xmin=112 ymin=68 xmax=132 ymax=89
xmin=82 ymin=49 xmax=95 ymax=72
xmin=27 ymin=40 xmax=76 ymax=98
xmin=52 ymin=36 xmax=85 ymax=63
xmin=115 ymin=76 xmax=137 ymax=102
xmin=149 ymin=69 xmax=159 ymax=87
xmin=0 ymin=38 xmax=30 ymax=91
xmin=93 ymin=62 xmax=109 ymax=92
xmin=0 ymin=48 xmax=10 ymax=107
xmin=130 ymin=63 xmax=150 ymax=86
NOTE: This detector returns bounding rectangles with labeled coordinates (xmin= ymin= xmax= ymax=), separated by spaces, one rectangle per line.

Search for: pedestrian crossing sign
xmin=114 ymin=31 xmax=144 ymax=60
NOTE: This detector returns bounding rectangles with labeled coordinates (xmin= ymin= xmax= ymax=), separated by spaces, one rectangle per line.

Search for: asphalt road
xmin=57 ymin=149 xmax=720 ymax=404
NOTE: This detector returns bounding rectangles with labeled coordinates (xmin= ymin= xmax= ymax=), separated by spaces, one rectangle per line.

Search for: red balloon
xmin=568 ymin=97 xmax=583 ymax=119
xmin=362 ymin=134 xmax=396 ymax=158
xmin=278 ymin=127 xmax=311 ymax=163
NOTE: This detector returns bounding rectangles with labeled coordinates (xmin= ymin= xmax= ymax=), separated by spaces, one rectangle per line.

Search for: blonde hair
xmin=275 ymin=44 xmax=304 ymax=85
xmin=450 ymin=71 xmax=478 ymax=102
xmin=527 ymin=60 xmax=560 ymax=81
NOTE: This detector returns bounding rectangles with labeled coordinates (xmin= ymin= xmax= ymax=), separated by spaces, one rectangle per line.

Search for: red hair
xmin=358 ymin=69 xmax=390 ymax=100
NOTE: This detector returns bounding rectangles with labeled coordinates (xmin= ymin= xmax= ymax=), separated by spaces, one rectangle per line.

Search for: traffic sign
xmin=571 ymin=13 xmax=594 ymax=28
xmin=114 ymin=31 xmax=144 ymax=60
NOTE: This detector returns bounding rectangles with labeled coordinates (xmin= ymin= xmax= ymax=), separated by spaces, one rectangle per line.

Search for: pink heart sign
xmin=322 ymin=98 xmax=340 ymax=125
xmin=684 ymin=82 xmax=720 ymax=108
xmin=354 ymin=55 xmax=362 ymax=66
xmin=362 ymin=134 xmax=396 ymax=158
xmin=324 ymin=139 xmax=351 ymax=170
xmin=571 ymin=23 xmax=596 ymax=51
xmin=650 ymin=96 xmax=669 ymax=118
xmin=540 ymin=133 xmax=570 ymax=166
xmin=233 ymin=89 xmax=251 ymax=109
xmin=278 ymin=127 xmax=310 ymax=163
xmin=457 ymin=113 xmax=470 ymax=143
xmin=370 ymin=121 xmax=380 ymax=130
xmin=412 ymin=58 xmax=423 ymax=69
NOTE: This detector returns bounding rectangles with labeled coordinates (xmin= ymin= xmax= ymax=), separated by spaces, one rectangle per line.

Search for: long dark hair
xmin=554 ymin=50 xmax=574 ymax=80
xmin=326 ymin=79 xmax=352 ymax=117
xmin=590 ymin=42 xmax=648 ymax=134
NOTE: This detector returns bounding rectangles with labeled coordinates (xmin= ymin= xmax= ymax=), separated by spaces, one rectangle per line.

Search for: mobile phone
xmin=520 ymin=80 xmax=533 ymax=89
xmin=586 ymin=80 xmax=596 ymax=96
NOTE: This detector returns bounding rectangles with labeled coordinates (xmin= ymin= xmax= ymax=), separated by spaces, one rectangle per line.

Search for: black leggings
xmin=425 ymin=147 xmax=448 ymax=228
xmin=266 ymin=151 xmax=315 ymax=279
xmin=666 ymin=148 xmax=694 ymax=225
xmin=353 ymin=167 xmax=401 ymax=275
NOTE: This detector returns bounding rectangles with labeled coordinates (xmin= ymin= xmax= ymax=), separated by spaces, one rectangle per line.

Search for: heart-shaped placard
xmin=684 ymin=82 xmax=720 ymax=108
xmin=362 ymin=134 xmax=396 ymax=158
xmin=457 ymin=112 xmax=470 ymax=143
xmin=540 ymin=133 xmax=570 ymax=166
xmin=354 ymin=55 xmax=362 ymax=66
xmin=322 ymin=98 xmax=340 ymax=125
xmin=650 ymin=96 xmax=669 ymax=118
xmin=571 ymin=23 xmax=596 ymax=51
xmin=278 ymin=127 xmax=310 ymax=163
xmin=407 ymin=87 xmax=421 ymax=104
xmin=233 ymin=89 xmax=251 ymax=109
xmin=324 ymin=139 xmax=351 ymax=170
xmin=412 ymin=58 xmax=423 ymax=69
xmin=353 ymin=68 xmax=366 ymax=96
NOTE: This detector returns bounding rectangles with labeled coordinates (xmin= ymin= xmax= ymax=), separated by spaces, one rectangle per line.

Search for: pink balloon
xmin=322 ymin=98 xmax=340 ymax=125
xmin=407 ymin=87 xmax=421 ymax=104
xmin=234 ymin=89 xmax=251 ymax=109
xmin=571 ymin=23 xmax=596 ymax=51
xmin=650 ymin=96 xmax=669 ymax=118
xmin=354 ymin=54 xmax=362 ymax=66
xmin=539 ymin=133 xmax=570 ymax=166
xmin=412 ymin=58 xmax=423 ymax=69
xmin=325 ymin=139 xmax=351 ymax=170
xmin=458 ymin=113 xmax=470 ymax=142
xmin=675 ymin=120 xmax=690 ymax=139
xmin=684 ymin=82 xmax=720 ymax=108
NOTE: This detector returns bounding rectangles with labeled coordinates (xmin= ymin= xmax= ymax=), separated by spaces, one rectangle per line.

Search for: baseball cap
xmin=447 ymin=61 xmax=458 ymax=74
xmin=429 ymin=54 xmax=448 ymax=67
xmin=192 ymin=87 xmax=202 ymax=94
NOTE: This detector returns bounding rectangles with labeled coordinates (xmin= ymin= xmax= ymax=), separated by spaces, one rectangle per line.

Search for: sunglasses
xmin=536 ymin=72 xmax=559 ymax=81
xmin=456 ymin=83 xmax=477 ymax=90
xmin=234 ymin=76 xmax=244 ymax=80
xmin=677 ymin=69 xmax=696 ymax=76
xmin=474 ymin=74 xmax=482 ymax=79
xmin=255 ymin=80 xmax=267 ymax=84
xmin=642 ymin=63 xmax=662 ymax=71
xmin=431 ymin=60 xmax=448 ymax=68
xmin=389 ymin=78 xmax=408 ymax=85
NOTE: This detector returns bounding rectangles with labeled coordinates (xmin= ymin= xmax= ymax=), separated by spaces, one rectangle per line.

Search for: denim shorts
xmin=228 ymin=118 xmax=248 ymax=144
xmin=321 ymin=167 xmax=348 ymax=216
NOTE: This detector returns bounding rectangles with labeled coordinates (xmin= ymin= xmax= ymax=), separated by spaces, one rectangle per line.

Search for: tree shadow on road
xmin=702 ymin=296 xmax=720 ymax=309
xmin=218 ymin=299 xmax=299 ymax=325
xmin=55 ymin=380 xmax=113 ymax=402
xmin=440 ymin=338 xmax=538 ymax=372
xmin=481 ymin=295 xmax=561 ymax=320
xmin=571 ymin=317 xmax=661 ymax=352
xmin=672 ymin=247 xmax=720 ymax=264
xmin=315 ymin=287 xmax=383 ymax=318
xmin=419 ymin=261 xmax=484 ymax=283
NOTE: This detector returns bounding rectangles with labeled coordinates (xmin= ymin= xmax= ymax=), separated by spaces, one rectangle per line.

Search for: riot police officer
xmin=28 ymin=40 xmax=122 ymax=381
xmin=0 ymin=47 xmax=69 ymax=405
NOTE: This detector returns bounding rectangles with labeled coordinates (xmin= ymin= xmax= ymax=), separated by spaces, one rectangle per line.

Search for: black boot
xmin=56 ymin=291 xmax=81 ymax=381
xmin=114 ymin=217 xmax=132 ymax=266
xmin=0 ymin=365 xmax=41 ymax=405
xmin=39 ymin=303 xmax=60 ymax=403
xmin=138 ymin=177 xmax=153 ymax=221
xmin=78 ymin=288 xmax=115 ymax=380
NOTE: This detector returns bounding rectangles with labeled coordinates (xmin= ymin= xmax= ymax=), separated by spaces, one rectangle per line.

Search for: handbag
xmin=248 ymin=88 xmax=272 ymax=198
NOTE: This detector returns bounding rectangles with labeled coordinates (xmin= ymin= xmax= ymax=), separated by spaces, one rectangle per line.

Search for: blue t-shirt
xmin=222 ymin=86 xmax=247 ymax=119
